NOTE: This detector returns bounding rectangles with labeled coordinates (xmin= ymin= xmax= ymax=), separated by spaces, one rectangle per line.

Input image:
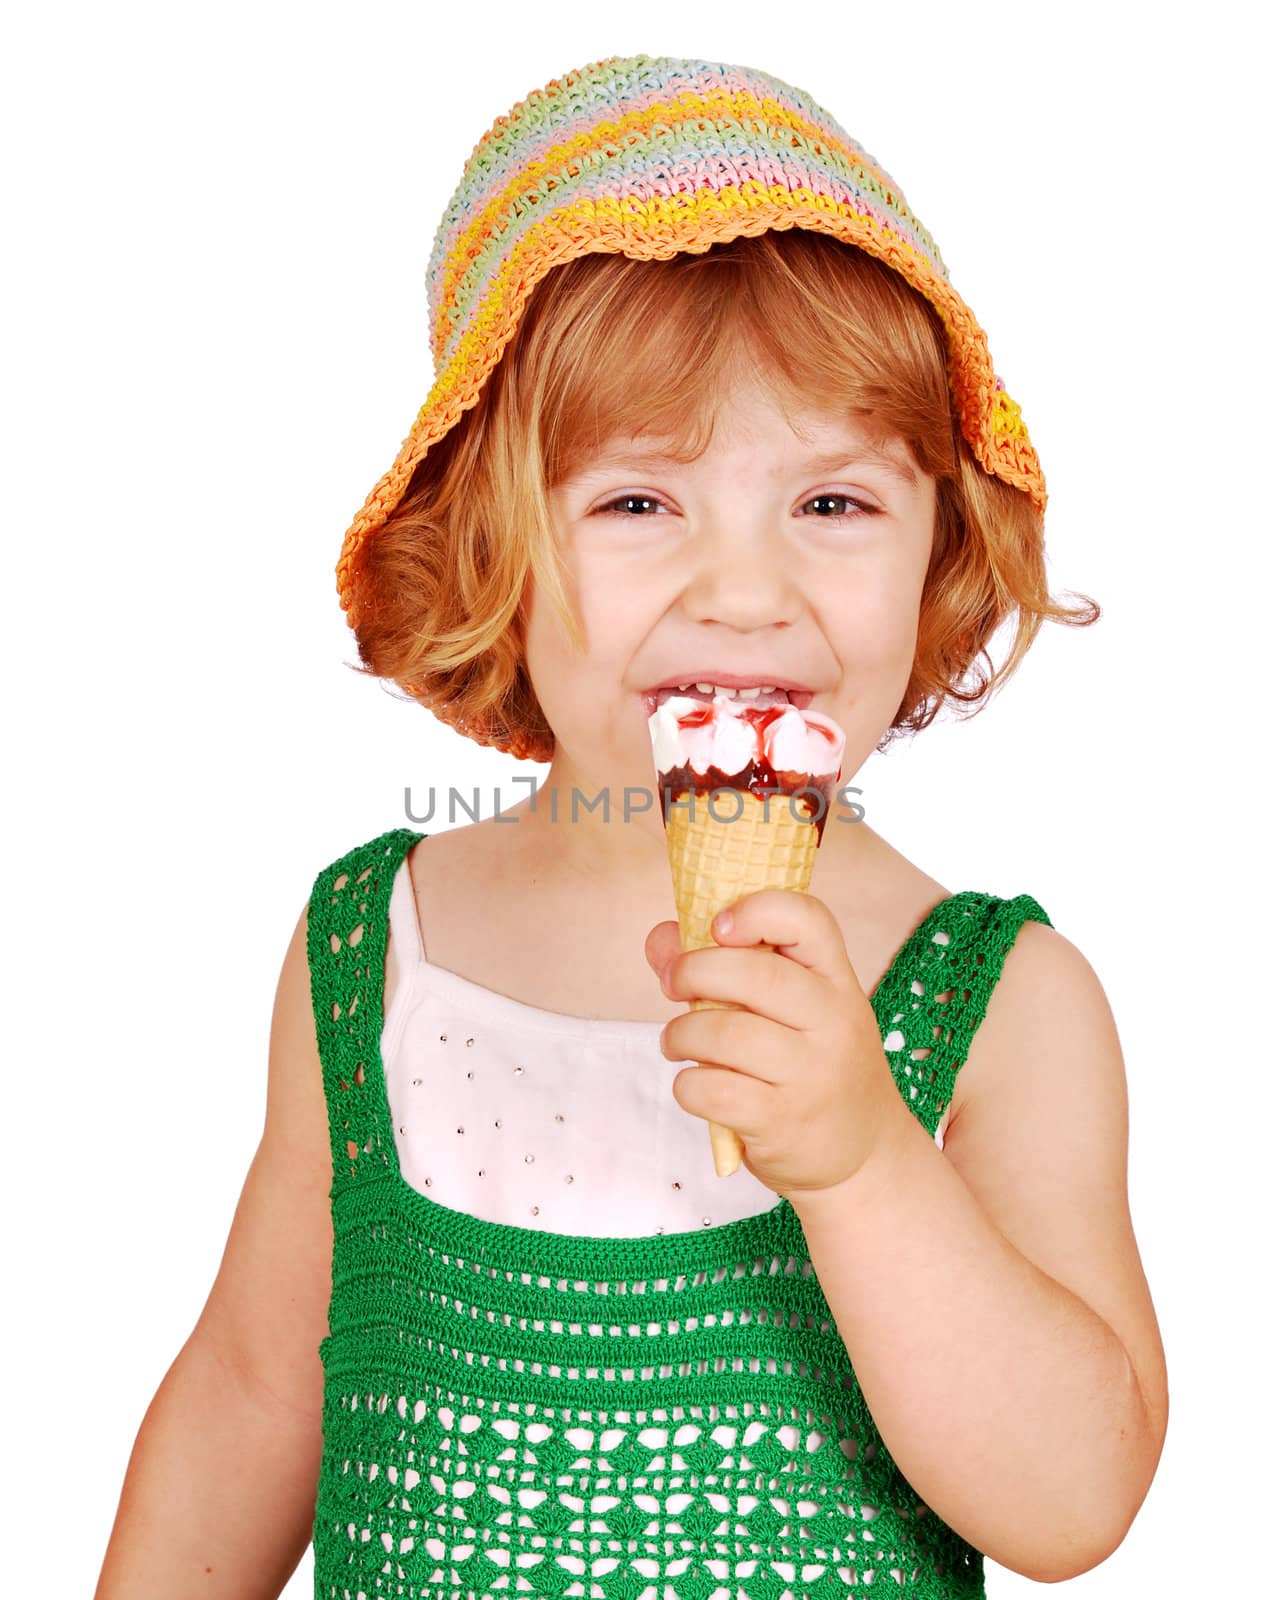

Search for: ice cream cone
xmin=664 ymin=786 xmax=824 ymax=1176
xmin=646 ymin=691 xmax=846 ymax=1179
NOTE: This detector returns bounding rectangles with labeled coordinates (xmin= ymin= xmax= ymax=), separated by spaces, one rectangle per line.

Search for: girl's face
xmin=526 ymin=378 xmax=938 ymax=826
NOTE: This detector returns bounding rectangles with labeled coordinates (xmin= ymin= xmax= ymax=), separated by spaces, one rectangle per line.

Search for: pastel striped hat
xmin=336 ymin=53 xmax=1046 ymax=632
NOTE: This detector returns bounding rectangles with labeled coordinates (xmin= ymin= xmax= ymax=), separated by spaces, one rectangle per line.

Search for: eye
xmin=800 ymin=492 xmax=878 ymax=522
xmin=593 ymin=493 xmax=668 ymax=518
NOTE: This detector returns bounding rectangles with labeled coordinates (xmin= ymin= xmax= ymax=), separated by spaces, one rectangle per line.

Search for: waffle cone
xmin=664 ymin=787 xmax=824 ymax=1176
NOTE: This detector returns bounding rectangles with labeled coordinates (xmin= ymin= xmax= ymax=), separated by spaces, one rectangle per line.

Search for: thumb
xmin=644 ymin=918 xmax=682 ymax=979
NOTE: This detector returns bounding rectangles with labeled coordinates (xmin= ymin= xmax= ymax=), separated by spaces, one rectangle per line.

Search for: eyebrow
xmin=567 ymin=444 xmax=919 ymax=488
xmin=799 ymin=447 xmax=919 ymax=488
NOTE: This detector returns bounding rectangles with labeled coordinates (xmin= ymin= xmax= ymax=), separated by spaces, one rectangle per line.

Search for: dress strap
xmin=306 ymin=826 xmax=424 ymax=1193
xmin=388 ymin=834 xmax=427 ymax=967
xmin=874 ymin=891 xmax=1054 ymax=1139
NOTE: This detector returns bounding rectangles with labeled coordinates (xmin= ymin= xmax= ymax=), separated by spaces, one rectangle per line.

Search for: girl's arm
xmin=94 ymin=901 xmax=333 ymax=1600
xmin=92 ymin=1324 xmax=321 ymax=1598
xmin=791 ymin=921 xmax=1168 ymax=1583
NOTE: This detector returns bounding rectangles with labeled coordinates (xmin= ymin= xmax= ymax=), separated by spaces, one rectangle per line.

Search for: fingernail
xmin=714 ymin=911 xmax=734 ymax=935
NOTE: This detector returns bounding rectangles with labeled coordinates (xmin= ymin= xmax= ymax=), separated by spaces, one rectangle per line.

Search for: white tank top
xmin=380 ymin=854 xmax=946 ymax=1236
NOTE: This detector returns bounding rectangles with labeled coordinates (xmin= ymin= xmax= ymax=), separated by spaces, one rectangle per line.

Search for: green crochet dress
xmin=305 ymin=826 xmax=1052 ymax=1599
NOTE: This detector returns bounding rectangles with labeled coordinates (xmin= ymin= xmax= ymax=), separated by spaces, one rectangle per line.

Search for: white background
xmin=5 ymin=1 xmax=1257 ymax=1595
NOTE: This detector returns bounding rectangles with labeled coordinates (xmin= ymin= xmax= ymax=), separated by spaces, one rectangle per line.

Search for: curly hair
xmin=347 ymin=229 xmax=1098 ymax=761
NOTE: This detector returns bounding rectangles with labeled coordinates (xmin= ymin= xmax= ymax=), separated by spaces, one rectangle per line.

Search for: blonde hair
xmin=349 ymin=230 xmax=1099 ymax=761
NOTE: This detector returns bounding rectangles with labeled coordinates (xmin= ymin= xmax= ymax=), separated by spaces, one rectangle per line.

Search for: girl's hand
xmin=644 ymin=889 xmax=917 ymax=1201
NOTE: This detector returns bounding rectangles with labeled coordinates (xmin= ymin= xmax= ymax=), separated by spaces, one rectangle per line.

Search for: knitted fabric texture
xmin=306 ymin=826 xmax=1053 ymax=1597
xmin=336 ymin=55 xmax=1045 ymax=664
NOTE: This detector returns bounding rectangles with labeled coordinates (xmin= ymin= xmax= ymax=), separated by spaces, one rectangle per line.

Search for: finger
xmin=660 ymin=1006 xmax=798 ymax=1088
xmin=663 ymin=942 xmax=829 ymax=1030
xmin=672 ymin=1062 xmax=777 ymax=1135
xmin=711 ymin=887 xmax=856 ymax=991
xmin=644 ymin=918 xmax=682 ymax=978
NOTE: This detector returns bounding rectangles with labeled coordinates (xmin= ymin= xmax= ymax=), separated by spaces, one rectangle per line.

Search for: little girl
xmin=96 ymin=54 xmax=1167 ymax=1600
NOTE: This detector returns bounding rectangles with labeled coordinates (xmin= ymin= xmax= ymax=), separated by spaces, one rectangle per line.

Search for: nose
xmin=680 ymin=516 xmax=805 ymax=631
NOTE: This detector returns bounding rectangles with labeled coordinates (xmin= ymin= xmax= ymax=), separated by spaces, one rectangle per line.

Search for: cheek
xmin=827 ymin=572 xmax=923 ymax=668
xmin=561 ymin=556 xmax=656 ymax=674
xmin=571 ymin=557 xmax=637 ymax=632
xmin=522 ymin=563 xmax=584 ymax=660
xmin=521 ymin=561 xmax=633 ymax=713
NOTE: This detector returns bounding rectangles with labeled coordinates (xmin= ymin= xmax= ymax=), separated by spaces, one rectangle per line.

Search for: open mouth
xmin=641 ymin=683 xmax=815 ymax=715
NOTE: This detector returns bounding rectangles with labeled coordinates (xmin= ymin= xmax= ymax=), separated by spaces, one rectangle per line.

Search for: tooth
xmin=695 ymin=682 xmax=713 ymax=693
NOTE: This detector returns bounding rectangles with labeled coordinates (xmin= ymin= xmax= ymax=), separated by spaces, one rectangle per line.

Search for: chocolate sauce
xmin=656 ymin=764 xmax=837 ymax=841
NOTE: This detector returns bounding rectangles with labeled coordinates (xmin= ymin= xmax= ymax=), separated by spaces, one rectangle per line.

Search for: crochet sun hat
xmin=336 ymin=54 xmax=1046 ymax=721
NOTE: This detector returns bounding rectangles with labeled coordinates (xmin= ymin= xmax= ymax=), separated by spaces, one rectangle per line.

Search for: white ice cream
xmin=647 ymin=693 xmax=845 ymax=782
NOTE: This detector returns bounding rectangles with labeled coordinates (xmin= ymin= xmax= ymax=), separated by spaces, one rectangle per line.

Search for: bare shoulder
xmin=944 ymin=918 xmax=1169 ymax=1449
xmin=816 ymin=825 xmax=954 ymax=991
xmin=951 ymin=917 xmax=1101 ymax=1117
xmin=382 ymin=821 xmax=495 ymax=1015
xmin=406 ymin=817 xmax=506 ymax=903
